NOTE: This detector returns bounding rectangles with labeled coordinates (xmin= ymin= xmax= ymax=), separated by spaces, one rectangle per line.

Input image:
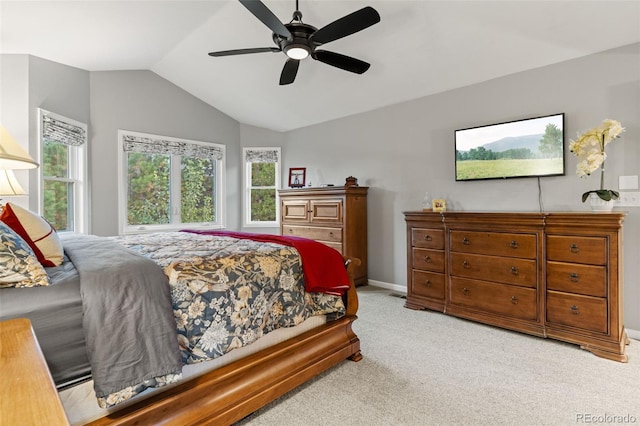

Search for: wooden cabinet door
xmin=282 ymin=199 xmax=310 ymax=222
xmin=309 ymin=199 xmax=343 ymax=224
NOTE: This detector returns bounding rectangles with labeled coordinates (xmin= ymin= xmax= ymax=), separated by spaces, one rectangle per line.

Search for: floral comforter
xmin=111 ymin=231 xmax=345 ymax=365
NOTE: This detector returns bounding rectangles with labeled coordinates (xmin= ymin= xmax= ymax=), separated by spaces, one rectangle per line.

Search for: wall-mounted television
xmin=455 ymin=113 xmax=565 ymax=181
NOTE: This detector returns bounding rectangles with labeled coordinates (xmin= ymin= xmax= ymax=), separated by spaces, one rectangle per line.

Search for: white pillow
xmin=0 ymin=202 xmax=64 ymax=267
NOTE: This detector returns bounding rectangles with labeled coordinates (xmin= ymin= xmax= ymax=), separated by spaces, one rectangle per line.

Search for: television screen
xmin=455 ymin=113 xmax=565 ymax=181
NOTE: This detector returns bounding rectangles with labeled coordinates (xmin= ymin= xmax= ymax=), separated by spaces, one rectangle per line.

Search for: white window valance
xmin=41 ymin=110 xmax=87 ymax=147
xmin=122 ymin=132 xmax=223 ymax=160
xmin=244 ymin=148 xmax=280 ymax=163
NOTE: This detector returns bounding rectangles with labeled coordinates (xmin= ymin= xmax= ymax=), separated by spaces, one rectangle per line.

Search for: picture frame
xmin=288 ymin=167 xmax=306 ymax=188
xmin=432 ymin=199 xmax=446 ymax=212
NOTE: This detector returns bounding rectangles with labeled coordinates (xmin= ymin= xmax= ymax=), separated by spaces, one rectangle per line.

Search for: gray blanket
xmin=63 ymin=234 xmax=182 ymax=402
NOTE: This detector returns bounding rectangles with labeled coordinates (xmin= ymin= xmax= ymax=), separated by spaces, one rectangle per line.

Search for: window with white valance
xmin=243 ymin=147 xmax=280 ymax=227
xmin=118 ymin=130 xmax=226 ymax=234
xmin=38 ymin=109 xmax=88 ymax=233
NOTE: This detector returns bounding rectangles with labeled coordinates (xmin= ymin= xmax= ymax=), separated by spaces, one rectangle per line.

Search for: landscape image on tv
xmin=455 ymin=113 xmax=564 ymax=181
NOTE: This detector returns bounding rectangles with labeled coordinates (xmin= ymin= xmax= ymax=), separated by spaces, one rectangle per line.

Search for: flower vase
xmin=589 ymin=193 xmax=614 ymax=212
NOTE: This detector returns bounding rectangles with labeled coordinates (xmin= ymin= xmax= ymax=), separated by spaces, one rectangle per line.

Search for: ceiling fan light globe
xmin=285 ymin=46 xmax=309 ymax=60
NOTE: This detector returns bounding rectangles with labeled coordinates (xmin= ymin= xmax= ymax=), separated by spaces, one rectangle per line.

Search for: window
xmin=243 ymin=147 xmax=280 ymax=227
xmin=119 ymin=130 xmax=225 ymax=234
xmin=38 ymin=109 xmax=88 ymax=233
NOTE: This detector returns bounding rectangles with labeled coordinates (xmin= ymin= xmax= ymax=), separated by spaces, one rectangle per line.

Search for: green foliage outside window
xmin=250 ymin=162 xmax=276 ymax=222
xmin=127 ymin=153 xmax=170 ymax=225
xmin=181 ymin=157 xmax=215 ymax=223
xmin=42 ymin=142 xmax=71 ymax=231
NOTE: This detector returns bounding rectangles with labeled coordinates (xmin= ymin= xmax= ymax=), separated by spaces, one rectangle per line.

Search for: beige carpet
xmin=236 ymin=286 xmax=640 ymax=426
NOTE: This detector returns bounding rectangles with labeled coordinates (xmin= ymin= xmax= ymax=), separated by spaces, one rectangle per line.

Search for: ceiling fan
xmin=208 ymin=0 xmax=381 ymax=85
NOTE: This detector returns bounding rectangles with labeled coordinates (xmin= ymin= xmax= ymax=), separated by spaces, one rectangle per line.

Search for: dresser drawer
xmin=450 ymin=230 xmax=536 ymax=259
xmin=546 ymin=235 xmax=607 ymax=265
xmin=282 ymin=225 xmax=342 ymax=242
xmin=412 ymin=248 xmax=445 ymax=272
xmin=450 ymin=277 xmax=537 ymax=320
xmin=546 ymin=291 xmax=607 ymax=334
xmin=412 ymin=228 xmax=444 ymax=249
xmin=411 ymin=270 xmax=445 ymax=300
xmin=450 ymin=252 xmax=536 ymax=288
xmin=546 ymin=261 xmax=606 ymax=297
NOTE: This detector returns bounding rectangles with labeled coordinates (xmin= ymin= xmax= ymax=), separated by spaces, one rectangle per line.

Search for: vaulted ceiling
xmin=2 ymin=1 xmax=639 ymax=131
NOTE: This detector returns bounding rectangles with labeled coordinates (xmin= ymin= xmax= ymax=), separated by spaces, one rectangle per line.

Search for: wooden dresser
xmin=280 ymin=186 xmax=368 ymax=285
xmin=404 ymin=211 xmax=627 ymax=362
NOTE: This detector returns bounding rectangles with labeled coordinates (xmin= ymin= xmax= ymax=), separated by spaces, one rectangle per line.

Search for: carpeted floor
xmin=236 ymin=286 xmax=640 ymax=426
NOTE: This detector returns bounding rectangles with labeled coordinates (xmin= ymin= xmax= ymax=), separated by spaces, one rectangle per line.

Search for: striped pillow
xmin=0 ymin=202 xmax=64 ymax=267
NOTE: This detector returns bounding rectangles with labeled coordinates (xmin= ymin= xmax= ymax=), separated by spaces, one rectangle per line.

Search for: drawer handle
xmin=329 ymin=232 xmax=334 ymax=236
xmin=510 ymin=240 xmax=518 ymax=249
xmin=463 ymin=260 xmax=470 ymax=269
xmin=463 ymin=287 xmax=470 ymax=296
xmin=288 ymin=229 xmax=294 ymax=233
xmin=424 ymin=279 xmax=432 ymax=287
xmin=569 ymin=273 xmax=579 ymax=282
xmin=424 ymin=235 xmax=432 ymax=241
xmin=424 ymin=256 xmax=432 ymax=263
xmin=570 ymin=305 xmax=580 ymax=315
xmin=511 ymin=266 xmax=519 ymax=275
xmin=570 ymin=244 xmax=580 ymax=254
xmin=462 ymin=237 xmax=470 ymax=245
xmin=511 ymin=296 xmax=518 ymax=305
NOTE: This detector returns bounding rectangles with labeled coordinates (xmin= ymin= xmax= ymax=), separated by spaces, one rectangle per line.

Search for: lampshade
xmin=0 ymin=125 xmax=38 ymax=169
xmin=0 ymin=169 xmax=27 ymax=196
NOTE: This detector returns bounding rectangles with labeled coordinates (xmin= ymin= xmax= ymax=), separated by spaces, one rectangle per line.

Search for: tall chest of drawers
xmin=404 ymin=211 xmax=627 ymax=362
xmin=280 ymin=187 xmax=368 ymax=285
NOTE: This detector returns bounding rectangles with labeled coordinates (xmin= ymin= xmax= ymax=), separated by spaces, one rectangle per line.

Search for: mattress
xmin=0 ymin=255 xmax=90 ymax=387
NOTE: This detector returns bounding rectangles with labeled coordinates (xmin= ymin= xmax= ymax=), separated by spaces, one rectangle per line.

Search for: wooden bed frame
xmin=2 ymin=259 xmax=362 ymax=426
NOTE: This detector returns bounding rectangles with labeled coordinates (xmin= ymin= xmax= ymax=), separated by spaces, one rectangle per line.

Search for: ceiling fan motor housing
xmin=274 ymin=22 xmax=318 ymax=59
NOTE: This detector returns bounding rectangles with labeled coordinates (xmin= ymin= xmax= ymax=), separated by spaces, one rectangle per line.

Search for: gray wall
xmin=280 ymin=43 xmax=640 ymax=332
xmin=2 ymin=43 xmax=638 ymax=332
xmin=89 ymin=70 xmax=241 ymax=235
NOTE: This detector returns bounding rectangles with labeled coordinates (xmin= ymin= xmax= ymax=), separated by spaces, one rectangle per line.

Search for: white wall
xmin=0 ymin=55 xmax=30 ymax=209
xmin=281 ymin=43 xmax=640 ymax=331
xmin=0 ymin=54 xmax=90 ymax=211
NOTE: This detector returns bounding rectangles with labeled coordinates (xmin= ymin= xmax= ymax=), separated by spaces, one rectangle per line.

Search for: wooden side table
xmin=1 ymin=318 xmax=69 ymax=425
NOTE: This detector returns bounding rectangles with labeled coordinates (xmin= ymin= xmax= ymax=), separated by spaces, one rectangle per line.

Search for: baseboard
xmin=627 ymin=328 xmax=640 ymax=341
xmin=367 ymin=279 xmax=406 ymax=295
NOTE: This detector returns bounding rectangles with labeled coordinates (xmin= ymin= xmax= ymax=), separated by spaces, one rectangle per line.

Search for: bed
xmin=0 ymin=217 xmax=361 ymax=425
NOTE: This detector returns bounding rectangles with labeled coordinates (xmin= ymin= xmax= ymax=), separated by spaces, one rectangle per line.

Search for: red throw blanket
xmin=182 ymin=230 xmax=351 ymax=296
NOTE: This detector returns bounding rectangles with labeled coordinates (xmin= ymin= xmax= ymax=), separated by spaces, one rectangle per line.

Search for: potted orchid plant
xmin=569 ymin=119 xmax=625 ymax=203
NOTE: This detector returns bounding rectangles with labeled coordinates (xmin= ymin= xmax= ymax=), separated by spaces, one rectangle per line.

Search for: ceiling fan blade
xmin=208 ymin=47 xmax=280 ymax=57
xmin=311 ymin=6 xmax=380 ymax=44
xmin=280 ymin=59 xmax=300 ymax=85
xmin=312 ymin=50 xmax=370 ymax=74
xmin=239 ymin=0 xmax=292 ymax=39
